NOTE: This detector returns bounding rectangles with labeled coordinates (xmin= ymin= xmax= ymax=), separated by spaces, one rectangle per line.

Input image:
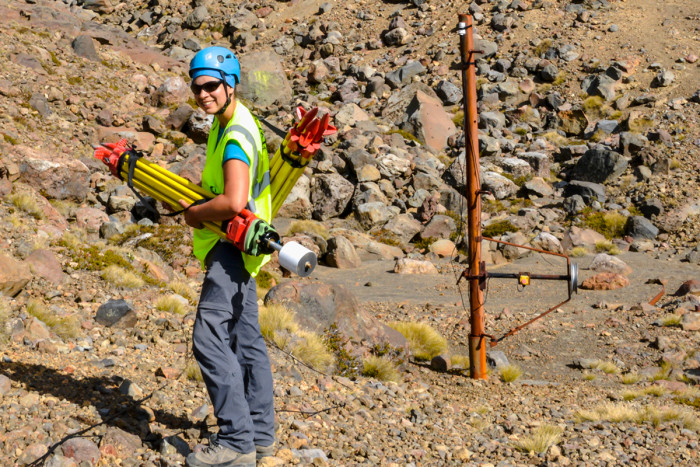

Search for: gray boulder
xmin=626 ymin=216 xmax=659 ymax=239
xmin=71 ymin=35 xmax=100 ymax=61
xmin=385 ymin=61 xmax=426 ymax=89
xmin=481 ymin=172 xmax=518 ymax=200
xmin=238 ymin=50 xmax=293 ymax=107
xmin=311 ymin=174 xmax=354 ymax=221
xmin=571 ymin=148 xmax=628 ymax=184
xmin=325 ymin=236 xmax=361 ymax=269
xmin=563 ymin=180 xmax=607 ymax=203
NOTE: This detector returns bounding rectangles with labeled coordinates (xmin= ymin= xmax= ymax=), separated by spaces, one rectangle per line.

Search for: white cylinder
xmin=278 ymin=241 xmax=317 ymax=277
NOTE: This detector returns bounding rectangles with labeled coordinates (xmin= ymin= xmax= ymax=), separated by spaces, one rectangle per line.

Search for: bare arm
xmin=178 ymin=159 xmax=250 ymax=229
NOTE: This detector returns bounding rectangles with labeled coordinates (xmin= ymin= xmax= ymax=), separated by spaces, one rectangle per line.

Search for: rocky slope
xmin=0 ymin=0 xmax=699 ymax=465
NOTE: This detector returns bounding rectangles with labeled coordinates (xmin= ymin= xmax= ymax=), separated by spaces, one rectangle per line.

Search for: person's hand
xmin=178 ymin=199 xmax=204 ymax=229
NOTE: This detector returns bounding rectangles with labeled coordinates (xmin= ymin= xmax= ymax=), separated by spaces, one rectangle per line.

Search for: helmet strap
xmin=215 ymin=71 xmax=232 ymax=116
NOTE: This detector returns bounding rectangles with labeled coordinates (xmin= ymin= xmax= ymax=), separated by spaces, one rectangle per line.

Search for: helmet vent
xmin=217 ymin=55 xmax=224 ymax=63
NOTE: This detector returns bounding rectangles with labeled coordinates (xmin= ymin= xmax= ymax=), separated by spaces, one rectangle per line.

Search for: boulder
xmin=95 ymin=299 xmax=138 ymax=328
xmin=152 ymin=77 xmax=189 ymax=108
xmin=0 ymin=253 xmax=31 ymax=297
xmin=393 ymin=258 xmax=438 ymax=275
xmin=571 ymin=148 xmax=628 ymax=184
xmin=325 ymin=236 xmax=361 ymax=269
xmin=523 ymin=177 xmax=553 ymax=197
xmin=62 ymin=438 xmax=101 ymax=465
xmin=311 ymin=174 xmax=354 ymax=221
xmin=625 ymin=216 xmax=658 ymax=239
xmin=382 ymin=214 xmax=422 ymax=247
xmin=75 ymin=207 xmax=110 ymax=234
xmin=580 ymin=272 xmax=630 ymax=290
xmin=421 ymin=215 xmax=456 ymax=240
xmin=354 ymin=202 xmax=399 ymax=230
xmin=25 ymin=249 xmax=67 ymax=285
xmin=481 ymin=172 xmax=518 ymax=200
xmin=99 ymin=427 xmax=142 ymax=459
xmin=16 ymin=146 xmax=90 ymax=202
xmin=402 ymin=90 xmax=457 ymax=153
xmin=561 ymin=226 xmax=606 ymax=250
xmin=530 ymin=231 xmax=563 ymax=254
xmin=385 ymin=61 xmax=426 ymax=89
xmin=581 ymin=73 xmax=618 ymax=101
xmin=429 ymin=239 xmax=457 ymax=258
xmin=71 ymin=35 xmax=100 ymax=61
xmin=238 ymin=50 xmax=293 ymax=107
xmin=589 ymin=253 xmax=632 ymax=275
xmin=563 ymin=180 xmax=607 ymax=203
xmin=334 ymin=103 xmax=370 ymax=128
xmin=265 ymin=281 xmax=406 ymax=349
xmin=674 ymin=280 xmax=700 ymax=297
xmin=382 ymin=82 xmax=439 ymax=126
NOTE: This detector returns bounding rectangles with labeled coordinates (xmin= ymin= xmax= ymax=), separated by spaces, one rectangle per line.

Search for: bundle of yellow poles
xmin=94 ymin=106 xmax=335 ymax=232
xmin=269 ymin=106 xmax=336 ymax=217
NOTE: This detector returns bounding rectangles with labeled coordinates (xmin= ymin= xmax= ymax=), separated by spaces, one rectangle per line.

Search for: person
xmin=179 ymin=46 xmax=275 ymax=467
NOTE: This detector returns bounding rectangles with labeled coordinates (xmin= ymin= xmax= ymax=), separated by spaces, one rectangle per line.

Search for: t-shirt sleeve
xmin=222 ymin=141 xmax=250 ymax=166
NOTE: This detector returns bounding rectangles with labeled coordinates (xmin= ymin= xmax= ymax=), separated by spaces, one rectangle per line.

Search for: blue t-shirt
xmin=217 ymin=126 xmax=249 ymax=166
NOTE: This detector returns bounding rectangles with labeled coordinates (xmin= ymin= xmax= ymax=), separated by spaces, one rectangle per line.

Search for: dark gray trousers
xmin=192 ymin=241 xmax=275 ymax=454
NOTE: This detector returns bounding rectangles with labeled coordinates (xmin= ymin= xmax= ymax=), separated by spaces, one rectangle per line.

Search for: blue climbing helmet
xmin=189 ymin=46 xmax=240 ymax=87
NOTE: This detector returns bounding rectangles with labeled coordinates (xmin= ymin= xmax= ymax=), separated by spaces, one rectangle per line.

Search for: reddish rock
xmin=325 ymin=236 xmax=361 ymax=269
xmin=0 ymin=374 xmax=11 ymax=395
xmin=25 ymin=249 xmax=67 ymax=285
xmin=0 ymin=253 xmax=32 ymax=297
xmin=681 ymin=312 xmax=700 ymax=331
xmin=75 ymin=207 xmax=109 ymax=234
xmin=580 ymin=272 xmax=630 ymax=290
xmin=674 ymin=280 xmax=700 ymax=296
xmin=429 ymin=239 xmax=457 ymax=258
xmin=155 ymin=367 xmax=180 ymax=379
xmin=406 ymin=90 xmax=457 ymax=153
xmin=99 ymin=427 xmax=142 ymax=459
xmin=62 ymin=437 xmax=101 ymax=465
xmin=15 ymin=145 xmax=90 ymax=202
xmin=24 ymin=317 xmax=51 ymax=342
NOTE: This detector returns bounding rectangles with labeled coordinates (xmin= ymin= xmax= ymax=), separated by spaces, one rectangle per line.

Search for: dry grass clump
xmin=621 ymin=372 xmax=642 ymax=385
xmin=499 ymin=364 xmax=523 ymax=383
xmin=593 ymin=360 xmax=620 ymax=374
xmin=569 ymin=246 xmax=588 ymax=257
xmin=168 ymin=280 xmax=197 ymax=303
xmin=389 ymin=322 xmax=447 ymax=361
xmin=512 ymin=424 xmax=564 ymax=454
xmin=660 ymin=314 xmax=682 ymax=327
xmin=9 ymin=192 xmax=44 ymax=219
xmin=291 ymin=331 xmax=334 ymax=372
xmin=101 ymin=265 xmax=145 ymax=289
xmin=622 ymin=385 xmax=668 ymax=401
xmin=287 ymin=220 xmax=329 ymax=240
xmin=451 ymin=354 xmax=470 ymax=370
xmin=362 ymin=356 xmax=400 ymax=382
xmin=155 ymin=295 xmax=189 ymax=315
xmin=582 ymin=371 xmax=597 ymax=381
xmin=26 ymin=299 xmax=79 ymax=339
xmin=542 ymin=131 xmax=569 ymax=147
xmin=259 ymin=304 xmax=298 ymax=349
xmin=185 ymin=361 xmax=203 ymax=382
xmin=575 ymin=403 xmax=700 ymax=431
xmin=0 ymin=297 xmax=10 ymax=343
xmin=595 ymin=240 xmax=621 ymax=255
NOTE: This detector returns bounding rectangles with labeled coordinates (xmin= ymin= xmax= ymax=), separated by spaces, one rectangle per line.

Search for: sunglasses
xmin=191 ymin=80 xmax=223 ymax=95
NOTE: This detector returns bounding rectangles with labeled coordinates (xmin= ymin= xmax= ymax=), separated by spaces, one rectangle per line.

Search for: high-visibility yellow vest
xmin=193 ymin=102 xmax=272 ymax=277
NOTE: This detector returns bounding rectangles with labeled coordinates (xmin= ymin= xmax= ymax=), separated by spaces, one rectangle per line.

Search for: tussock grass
xmin=26 ymin=299 xmax=79 ymax=339
xmin=0 ymin=297 xmax=10 ymax=343
xmin=388 ymin=322 xmax=447 ymax=361
xmin=660 ymin=314 xmax=682 ymax=327
xmin=583 ymin=371 xmax=597 ymax=381
xmin=593 ymin=360 xmax=620 ymax=374
xmin=291 ymin=330 xmax=334 ymax=372
xmin=185 ymin=361 xmax=203 ymax=382
xmin=58 ymin=231 xmax=84 ymax=250
xmin=621 ymin=372 xmax=642 ymax=385
xmin=575 ymin=403 xmax=700 ymax=431
xmin=451 ymin=354 xmax=470 ymax=370
xmin=569 ymin=246 xmax=588 ymax=257
xmin=101 ymin=265 xmax=145 ymax=289
xmin=499 ymin=364 xmax=523 ymax=383
xmin=362 ymin=355 xmax=400 ymax=382
xmin=168 ymin=280 xmax=197 ymax=303
xmin=623 ymin=385 xmax=668 ymax=401
xmin=259 ymin=304 xmax=298 ymax=349
xmin=653 ymin=361 xmax=673 ymax=381
xmin=542 ymin=131 xmax=569 ymax=147
xmin=155 ymin=295 xmax=189 ymax=315
xmin=287 ymin=220 xmax=329 ymax=240
xmin=675 ymin=387 xmax=700 ymax=408
xmin=9 ymin=192 xmax=44 ymax=219
xmin=512 ymin=424 xmax=563 ymax=454
xmin=583 ymin=211 xmax=628 ymax=239
xmin=595 ymin=240 xmax=621 ymax=255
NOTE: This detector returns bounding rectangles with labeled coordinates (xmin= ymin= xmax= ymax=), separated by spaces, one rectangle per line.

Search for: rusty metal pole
xmin=458 ymin=14 xmax=487 ymax=380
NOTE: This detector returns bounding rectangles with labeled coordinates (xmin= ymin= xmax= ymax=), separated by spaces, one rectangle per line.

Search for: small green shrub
xmin=660 ymin=314 xmax=682 ymax=327
xmin=185 ymin=361 xmax=203 ymax=382
xmin=325 ymin=324 xmax=362 ymax=378
xmin=256 ymin=270 xmax=278 ymax=290
xmin=581 ymin=211 xmax=627 ymax=239
xmin=595 ymin=240 xmax=621 ymax=255
xmin=569 ymin=246 xmax=588 ymax=257
xmin=482 ymin=220 xmax=518 ymax=238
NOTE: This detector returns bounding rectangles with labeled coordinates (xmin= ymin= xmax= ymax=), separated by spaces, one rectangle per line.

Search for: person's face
xmin=191 ymin=76 xmax=232 ymax=114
